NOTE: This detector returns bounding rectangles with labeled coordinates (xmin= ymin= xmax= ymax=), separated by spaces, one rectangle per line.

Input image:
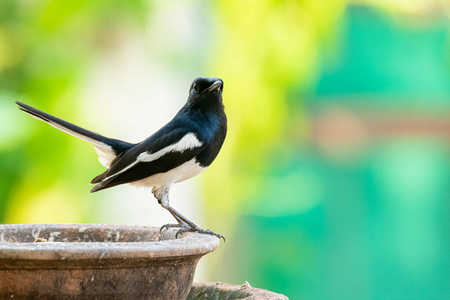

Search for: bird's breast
xmin=129 ymin=158 xmax=206 ymax=188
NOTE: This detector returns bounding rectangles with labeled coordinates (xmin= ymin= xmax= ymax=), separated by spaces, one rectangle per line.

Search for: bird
xmin=16 ymin=77 xmax=227 ymax=240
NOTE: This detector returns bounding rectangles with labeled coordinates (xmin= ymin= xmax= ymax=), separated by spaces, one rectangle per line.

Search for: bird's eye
xmin=192 ymin=83 xmax=199 ymax=93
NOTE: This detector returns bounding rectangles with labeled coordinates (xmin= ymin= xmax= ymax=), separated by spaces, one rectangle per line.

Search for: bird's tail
xmin=16 ymin=101 xmax=133 ymax=167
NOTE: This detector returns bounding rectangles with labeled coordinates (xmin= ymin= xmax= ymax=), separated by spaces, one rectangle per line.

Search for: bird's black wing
xmin=90 ymin=127 xmax=206 ymax=192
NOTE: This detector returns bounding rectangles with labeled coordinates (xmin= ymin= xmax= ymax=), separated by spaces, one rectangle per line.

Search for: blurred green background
xmin=1 ymin=0 xmax=449 ymax=299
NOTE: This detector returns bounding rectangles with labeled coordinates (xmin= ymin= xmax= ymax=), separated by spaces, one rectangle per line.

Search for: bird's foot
xmin=159 ymin=222 xmax=189 ymax=233
xmin=160 ymin=204 xmax=225 ymax=241
xmin=175 ymin=225 xmax=226 ymax=242
xmin=160 ymin=222 xmax=224 ymax=241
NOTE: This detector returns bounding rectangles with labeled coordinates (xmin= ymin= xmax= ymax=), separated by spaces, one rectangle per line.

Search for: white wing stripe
xmin=102 ymin=133 xmax=202 ymax=182
xmin=138 ymin=133 xmax=202 ymax=162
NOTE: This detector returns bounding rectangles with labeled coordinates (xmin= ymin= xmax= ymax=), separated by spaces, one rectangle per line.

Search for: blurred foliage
xmin=0 ymin=0 xmax=148 ymax=222
xmin=1 ymin=1 xmax=449 ymax=299
xmin=204 ymin=3 xmax=449 ymax=299
xmin=204 ymin=0 xmax=347 ymax=217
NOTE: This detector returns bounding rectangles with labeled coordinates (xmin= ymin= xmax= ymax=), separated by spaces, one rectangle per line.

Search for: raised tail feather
xmin=16 ymin=101 xmax=134 ymax=167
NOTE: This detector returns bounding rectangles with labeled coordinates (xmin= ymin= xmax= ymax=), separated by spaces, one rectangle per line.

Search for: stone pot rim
xmin=0 ymin=223 xmax=219 ymax=261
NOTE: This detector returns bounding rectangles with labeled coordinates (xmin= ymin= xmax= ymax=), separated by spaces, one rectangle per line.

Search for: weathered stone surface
xmin=187 ymin=282 xmax=289 ymax=300
xmin=0 ymin=224 xmax=219 ymax=299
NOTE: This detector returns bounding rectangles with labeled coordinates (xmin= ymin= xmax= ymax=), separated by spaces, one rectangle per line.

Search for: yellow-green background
xmin=1 ymin=1 xmax=449 ymax=299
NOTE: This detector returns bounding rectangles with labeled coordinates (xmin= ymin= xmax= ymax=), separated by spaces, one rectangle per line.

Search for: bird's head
xmin=187 ymin=77 xmax=223 ymax=108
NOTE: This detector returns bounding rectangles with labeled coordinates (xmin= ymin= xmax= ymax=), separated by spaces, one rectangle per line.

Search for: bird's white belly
xmin=129 ymin=158 xmax=206 ymax=188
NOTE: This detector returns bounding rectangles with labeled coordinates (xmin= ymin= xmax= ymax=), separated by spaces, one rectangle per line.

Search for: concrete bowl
xmin=0 ymin=224 xmax=219 ymax=299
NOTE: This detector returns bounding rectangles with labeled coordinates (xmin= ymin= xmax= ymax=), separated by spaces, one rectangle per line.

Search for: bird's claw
xmin=159 ymin=222 xmax=189 ymax=233
xmin=160 ymin=205 xmax=225 ymax=241
xmin=160 ymin=223 xmax=225 ymax=241
xmin=175 ymin=226 xmax=226 ymax=242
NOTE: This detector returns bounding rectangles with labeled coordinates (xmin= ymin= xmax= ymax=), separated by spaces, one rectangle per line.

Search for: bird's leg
xmin=153 ymin=186 xmax=188 ymax=231
xmin=160 ymin=210 xmax=189 ymax=230
xmin=165 ymin=205 xmax=226 ymax=241
xmin=153 ymin=186 xmax=225 ymax=241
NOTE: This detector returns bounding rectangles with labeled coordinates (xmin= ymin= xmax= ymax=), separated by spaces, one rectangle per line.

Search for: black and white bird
xmin=16 ymin=77 xmax=227 ymax=240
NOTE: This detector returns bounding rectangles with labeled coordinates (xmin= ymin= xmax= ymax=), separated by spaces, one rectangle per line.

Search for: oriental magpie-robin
xmin=16 ymin=77 xmax=227 ymax=240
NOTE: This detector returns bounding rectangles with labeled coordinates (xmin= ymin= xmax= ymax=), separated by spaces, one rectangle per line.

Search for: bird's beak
xmin=204 ymin=80 xmax=222 ymax=93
